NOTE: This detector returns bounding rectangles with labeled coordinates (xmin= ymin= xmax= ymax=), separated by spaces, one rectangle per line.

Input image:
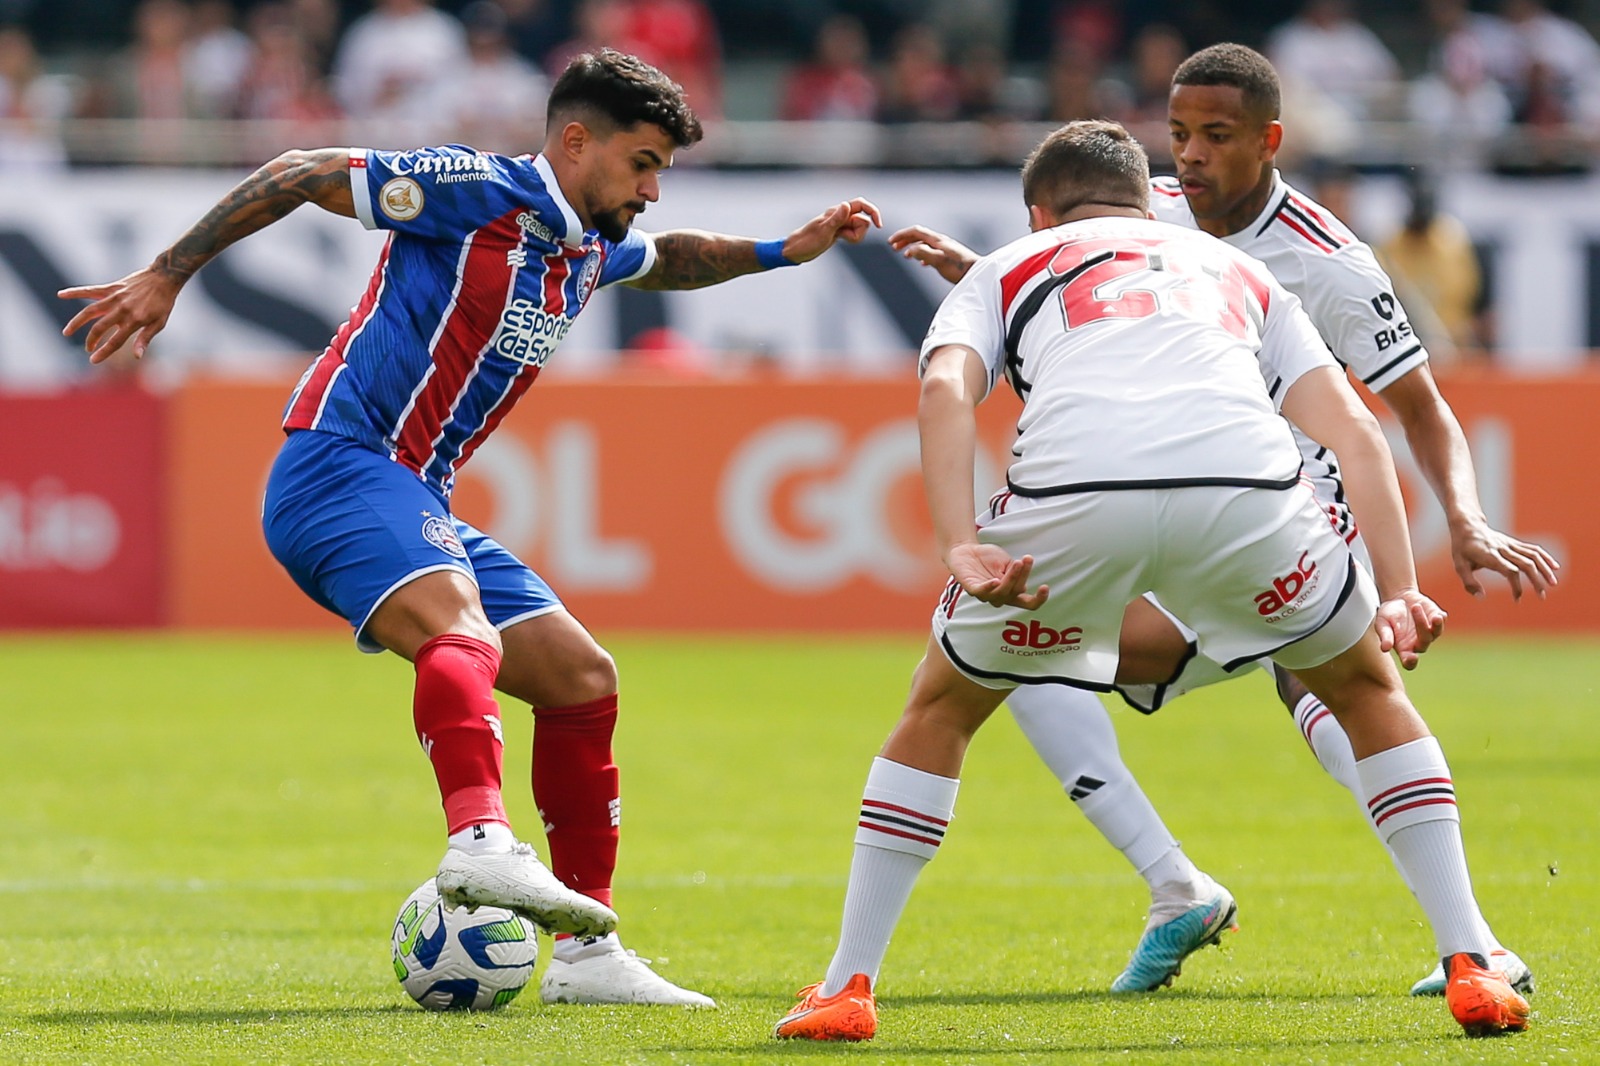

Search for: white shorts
xmin=1117 ymin=512 xmax=1374 ymax=712
xmin=932 ymin=484 xmax=1378 ymax=692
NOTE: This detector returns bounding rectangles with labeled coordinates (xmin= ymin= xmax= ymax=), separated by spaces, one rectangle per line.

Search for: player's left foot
xmin=1444 ymin=952 xmax=1530 ymax=1037
xmin=540 ymin=934 xmax=715 ymax=1007
xmin=1110 ymin=883 xmax=1238 ymax=993
xmin=1411 ymin=947 xmax=1533 ymax=997
xmin=773 ymin=974 xmax=877 ymax=1041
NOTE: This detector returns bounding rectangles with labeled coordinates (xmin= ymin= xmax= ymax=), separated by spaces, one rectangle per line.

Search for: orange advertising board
xmin=167 ymin=372 xmax=1596 ymax=635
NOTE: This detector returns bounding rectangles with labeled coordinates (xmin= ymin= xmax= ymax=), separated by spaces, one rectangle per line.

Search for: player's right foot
xmin=1444 ymin=952 xmax=1530 ymax=1037
xmin=1411 ymin=947 xmax=1533 ymax=997
xmin=1110 ymin=884 xmax=1237 ymax=993
xmin=541 ymin=935 xmax=715 ymax=1007
xmin=772 ymin=974 xmax=877 ymax=1041
xmin=436 ymin=842 xmax=617 ymax=938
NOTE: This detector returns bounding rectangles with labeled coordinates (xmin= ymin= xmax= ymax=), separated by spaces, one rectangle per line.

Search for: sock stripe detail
xmin=856 ymin=820 xmax=943 ymax=848
xmin=861 ymin=798 xmax=950 ymax=828
xmin=1368 ymin=774 xmax=1457 ymax=826
xmin=1372 ymin=792 xmax=1458 ymax=827
xmin=1295 ymin=699 xmax=1332 ymax=747
xmin=859 ymin=809 xmax=948 ymax=838
xmin=1367 ymin=776 xmax=1453 ymax=810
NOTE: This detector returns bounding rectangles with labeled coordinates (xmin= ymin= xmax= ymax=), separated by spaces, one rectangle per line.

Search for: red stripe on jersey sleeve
xmin=1289 ymin=195 xmax=1350 ymax=244
xmin=1277 ymin=213 xmax=1336 ymax=254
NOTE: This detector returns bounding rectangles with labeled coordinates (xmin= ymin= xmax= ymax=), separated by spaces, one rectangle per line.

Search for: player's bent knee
xmin=575 ymin=646 xmax=619 ymax=701
xmin=366 ymin=570 xmax=499 ymax=660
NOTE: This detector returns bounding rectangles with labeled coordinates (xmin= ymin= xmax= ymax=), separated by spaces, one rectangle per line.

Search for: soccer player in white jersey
xmin=774 ymin=120 xmax=1529 ymax=1043
xmin=60 ymin=50 xmax=881 ymax=1009
xmin=888 ymin=43 xmax=1556 ymax=999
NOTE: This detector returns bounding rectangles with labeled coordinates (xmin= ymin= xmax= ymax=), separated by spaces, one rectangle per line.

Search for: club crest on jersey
xmin=421 ymin=515 xmax=467 ymax=558
xmin=576 ymin=251 xmax=602 ymax=305
xmin=380 ymin=177 xmax=424 ymax=221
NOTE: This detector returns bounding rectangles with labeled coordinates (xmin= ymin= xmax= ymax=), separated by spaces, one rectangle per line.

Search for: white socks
xmin=821 ymin=757 xmax=959 ymax=997
xmin=1356 ymin=736 xmax=1492 ymax=959
xmin=447 ymin=821 xmax=515 ymax=854
xmin=1008 ymin=684 xmax=1202 ymax=896
xmin=1291 ymin=692 xmax=1360 ymax=794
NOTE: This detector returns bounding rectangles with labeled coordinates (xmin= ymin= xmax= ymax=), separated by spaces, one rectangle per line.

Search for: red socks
xmin=413 ymin=634 xmax=508 ymax=834
xmin=412 ymin=635 xmax=619 ymax=909
xmin=533 ymin=694 xmax=620 ymax=908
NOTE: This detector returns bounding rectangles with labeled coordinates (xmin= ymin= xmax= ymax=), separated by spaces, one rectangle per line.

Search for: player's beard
xmin=593 ymin=202 xmax=646 ymax=242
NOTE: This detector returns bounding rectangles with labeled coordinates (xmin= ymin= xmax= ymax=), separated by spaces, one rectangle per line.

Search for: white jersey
xmin=1149 ymin=171 xmax=1428 ymax=538
xmin=919 ymin=215 xmax=1336 ymax=497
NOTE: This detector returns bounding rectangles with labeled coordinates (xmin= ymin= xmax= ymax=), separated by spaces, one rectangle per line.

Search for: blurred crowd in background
xmin=1 ymin=0 xmax=1599 ymax=172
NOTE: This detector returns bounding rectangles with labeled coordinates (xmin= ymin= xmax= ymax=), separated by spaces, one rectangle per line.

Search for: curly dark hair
xmin=547 ymin=48 xmax=704 ymax=147
xmin=1173 ymin=43 xmax=1281 ymax=122
xmin=1021 ymin=120 xmax=1150 ymax=217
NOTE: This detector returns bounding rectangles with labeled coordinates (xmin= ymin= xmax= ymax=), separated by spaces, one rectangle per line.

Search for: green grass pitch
xmin=0 ymin=632 xmax=1593 ymax=1065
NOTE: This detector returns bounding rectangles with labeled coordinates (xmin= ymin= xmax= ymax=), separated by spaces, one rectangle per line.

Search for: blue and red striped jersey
xmin=282 ymin=145 xmax=656 ymax=496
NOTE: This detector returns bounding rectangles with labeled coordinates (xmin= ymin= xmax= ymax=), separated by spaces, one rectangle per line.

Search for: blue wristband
xmin=755 ymin=239 xmax=797 ymax=270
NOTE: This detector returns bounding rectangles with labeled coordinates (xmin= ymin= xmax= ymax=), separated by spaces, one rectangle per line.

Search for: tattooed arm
xmin=59 ymin=148 xmax=355 ymax=362
xmin=629 ymin=197 xmax=882 ymax=291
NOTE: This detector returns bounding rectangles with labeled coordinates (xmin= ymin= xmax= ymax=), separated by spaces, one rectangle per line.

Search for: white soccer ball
xmin=391 ymin=878 xmax=538 ymax=1010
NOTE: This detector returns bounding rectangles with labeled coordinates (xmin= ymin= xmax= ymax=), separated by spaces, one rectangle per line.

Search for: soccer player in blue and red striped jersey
xmin=60 ymin=48 xmax=881 ymax=1008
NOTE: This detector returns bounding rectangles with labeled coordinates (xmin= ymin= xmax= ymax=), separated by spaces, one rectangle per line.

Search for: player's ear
xmin=558 ymin=120 xmax=590 ymax=162
xmin=1027 ymin=203 xmax=1054 ymax=232
xmin=1260 ymin=120 xmax=1284 ymax=160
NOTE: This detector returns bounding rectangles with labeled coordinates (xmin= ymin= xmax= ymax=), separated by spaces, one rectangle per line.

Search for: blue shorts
xmin=263 ymin=430 xmax=562 ymax=653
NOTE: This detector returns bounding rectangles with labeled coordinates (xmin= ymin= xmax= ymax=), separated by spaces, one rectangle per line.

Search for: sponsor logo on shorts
xmin=1254 ymin=550 xmax=1319 ymax=621
xmin=379 ymin=177 xmax=424 ymax=221
xmin=1000 ymin=619 xmax=1084 ymax=656
xmin=421 ymin=515 xmax=467 ymax=558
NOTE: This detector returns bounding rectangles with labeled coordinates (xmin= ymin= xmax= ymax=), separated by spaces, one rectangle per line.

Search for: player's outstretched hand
xmin=888 ymin=225 xmax=980 ymax=285
xmin=946 ymin=542 xmax=1050 ymax=610
xmin=781 ymin=198 xmax=883 ymax=263
xmin=1452 ymin=522 xmax=1561 ymax=601
xmin=1375 ymin=589 xmax=1447 ymax=670
xmin=59 ymin=268 xmax=184 ymax=363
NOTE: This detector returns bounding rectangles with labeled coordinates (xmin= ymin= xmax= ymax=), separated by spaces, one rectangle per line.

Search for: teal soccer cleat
xmin=1110 ymin=886 xmax=1238 ymax=993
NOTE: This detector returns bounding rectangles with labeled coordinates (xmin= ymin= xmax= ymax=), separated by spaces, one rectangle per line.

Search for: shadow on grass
xmin=712 ymin=988 xmax=1373 ymax=1008
xmin=30 ymin=1006 xmax=413 ymax=1026
xmin=884 ymin=988 xmax=1371 ymax=1006
xmin=644 ymin=1033 xmax=1461 ymax=1058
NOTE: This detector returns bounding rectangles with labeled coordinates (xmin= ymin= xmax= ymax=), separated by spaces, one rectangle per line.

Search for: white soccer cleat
xmin=1411 ymin=947 xmax=1534 ymax=997
xmin=435 ymin=842 xmax=617 ymax=939
xmin=540 ymin=934 xmax=716 ymax=1007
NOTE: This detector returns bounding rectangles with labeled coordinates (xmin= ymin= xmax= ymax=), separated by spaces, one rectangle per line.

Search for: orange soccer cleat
xmin=1444 ymin=952 xmax=1531 ymax=1037
xmin=772 ymin=973 xmax=878 ymax=1041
